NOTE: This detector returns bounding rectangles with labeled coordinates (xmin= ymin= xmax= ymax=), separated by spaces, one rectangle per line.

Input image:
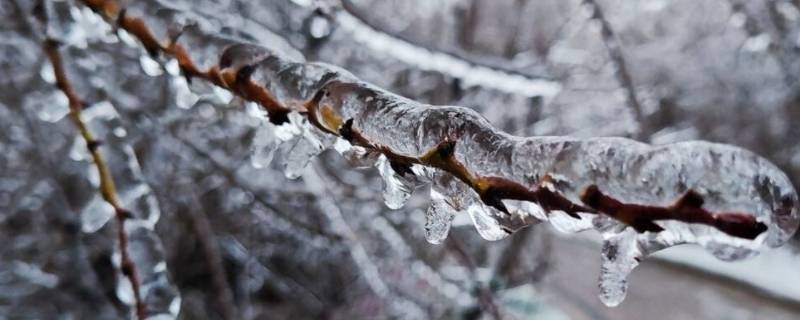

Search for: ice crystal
xmin=73 ymin=100 xmax=180 ymax=317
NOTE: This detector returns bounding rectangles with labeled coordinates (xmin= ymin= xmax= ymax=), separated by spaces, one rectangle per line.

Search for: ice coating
xmin=308 ymin=78 xmax=798 ymax=243
xmin=74 ymin=101 xmax=181 ymax=318
xmin=77 ymin=0 xmax=800 ymax=307
xmin=240 ymin=35 xmax=797 ymax=306
xmin=284 ymin=56 xmax=797 ymax=305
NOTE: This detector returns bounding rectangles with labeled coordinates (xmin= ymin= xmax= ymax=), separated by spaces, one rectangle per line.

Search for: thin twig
xmin=447 ymin=234 xmax=504 ymax=320
xmin=182 ymin=191 xmax=238 ymax=320
xmin=41 ymin=39 xmax=146 ymax=320
xmin=582 ymin=0 xmax=646 ymax=138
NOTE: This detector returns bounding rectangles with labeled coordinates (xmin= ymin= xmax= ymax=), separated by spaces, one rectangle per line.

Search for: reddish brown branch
xmin=42 ymin=39 xmax=146 ymax=320
xmin=581 ymin=185 xmax=767 ymax=239
xmin=76 ymin=0 xmax=768 ymax=240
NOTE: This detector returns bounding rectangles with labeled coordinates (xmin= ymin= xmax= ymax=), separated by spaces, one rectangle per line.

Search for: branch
xmin=41 ymin=39 xmax=146 ymax=320
xmin=76 ymin=0 xmax=796 ymax=246
xmin=582 ymin=0 xmax=646 ymax=137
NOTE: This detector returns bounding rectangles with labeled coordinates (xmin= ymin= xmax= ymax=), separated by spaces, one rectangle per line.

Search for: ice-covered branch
xmin=581 ymin=0 xmax=645 ymax=136
xmin=41 ymin=39 xmax=146 ymax=320
xmin=77 ymin=0 xmax=799 ymax=306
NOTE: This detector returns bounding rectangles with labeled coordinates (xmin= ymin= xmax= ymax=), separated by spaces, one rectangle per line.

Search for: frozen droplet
xmin=308 ymin=16 xmax=333 ymax=39
xmin=81 ymin=195 xmax=115 ymax=233
xmin=69 ymin=136 xmax=90 ymax=161
xmin=116 ymin=272 xmax=135 ymax=305
xmin=113 ymin=127 xmax=127 ymax=138
xmin=376 ymin=156 xmax=415 ymax=209
xmin=282 ymin=114 xmax=326 ymax=179
xmin=32 ymin=91 xmax=70 ymax=123
xmin=425 ymin=189 xmax=456 ymax=244
xmin=164 ymin=59 xmax=181 ymax=76
xmin=140 ymin=55 xmax=163 ymax=77
xmin=250 ymin=122 xmax=279 ymax=169
xmin=213 ymin=86 xmax=234 ymax=104
xmin=172 ymin=76 xmax=198 ymax=109
xmin=40 ymin=61 xmax=55 ymax=84
xmin=334 ymin=138 xmax=379 ymax=168
xmin=467 ymin=202 xmax=510 ymax=241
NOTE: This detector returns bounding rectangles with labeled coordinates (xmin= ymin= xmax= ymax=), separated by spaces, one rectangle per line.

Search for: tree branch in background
xmin=582 ymin=0 xmax=646 ymax=138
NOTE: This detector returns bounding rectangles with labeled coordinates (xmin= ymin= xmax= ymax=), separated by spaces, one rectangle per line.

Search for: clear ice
xmin=117 ymin=8 xmax=800 ymax=307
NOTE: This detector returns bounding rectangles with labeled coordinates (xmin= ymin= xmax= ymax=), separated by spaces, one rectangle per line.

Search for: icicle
xmin=123 ymin=226 xmax=182 ymax=319
xmin=424 ymin=197 xmax=455 ymax=244
xmin=250 ymin=121 xmax=279 ymax=169
xmin=376 ymin=156 xmax=416 ymax=209
xmin=281 ymin=113 xmax=330 ymax=179
xmin=597 ymin=229 xmax=638 ymax=307
xmin=171 ymin=76 xmax=198 ymax=110
xmin=467 ymin=202 xmax=510 ymax=241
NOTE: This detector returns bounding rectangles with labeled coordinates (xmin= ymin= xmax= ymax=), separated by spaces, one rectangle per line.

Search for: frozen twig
xmin=45 ymin=0 xmax=799 ymax=307
xmin=41 ymin=38 xmax=147 ymax=320
xmin=74 ymin=0 xmax=795 ymax=244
